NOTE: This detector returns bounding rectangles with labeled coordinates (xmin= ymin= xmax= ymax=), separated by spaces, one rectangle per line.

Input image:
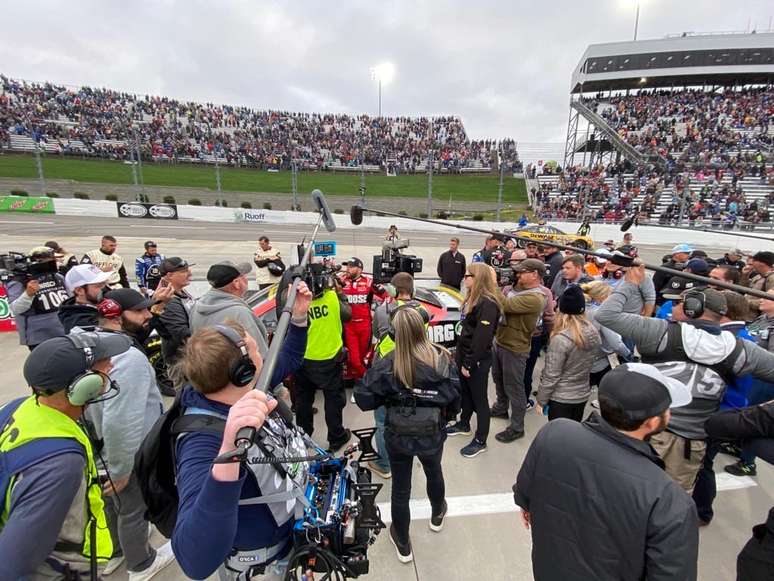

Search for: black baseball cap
xmin=144 ymin=240 xmax=157 ymax=249
xmin=599 ymin=363 xmax=692 ymax=421
xmin=207 ymin=260 xmax=253 ymax=288
xmin=24 ymin=333 xmax=131 ymax=394
xmin=343 ymin=257 xmax=364 ymax=268
xmin=160 ymin=257 xmax=193 ymax=275
xmin=661 ymin=277 xmax=698 ymax=301
xmin=104 ymin=288 xmax=154 ymax=311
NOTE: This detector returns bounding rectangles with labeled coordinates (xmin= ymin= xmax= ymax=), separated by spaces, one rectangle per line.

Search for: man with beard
xmin=58 ymin=264 xmax=112 ymax=333
xmin=85 ymin=288 xmax=174 ymax=577
xmin=81 ymin=235 xmax=130 ymax=290
xmin=514 ymin=363 xmax=698 ymax=581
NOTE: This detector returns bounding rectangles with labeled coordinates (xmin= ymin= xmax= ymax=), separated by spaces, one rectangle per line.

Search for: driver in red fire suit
xmin=338 ymin=257 xmax=378 ymax=380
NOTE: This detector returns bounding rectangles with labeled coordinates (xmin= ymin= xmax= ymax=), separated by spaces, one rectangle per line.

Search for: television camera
xmin=372 ymin=239 xmax=423 ymax=284
xmin=0 ymin=251 xmax=58 ymax=285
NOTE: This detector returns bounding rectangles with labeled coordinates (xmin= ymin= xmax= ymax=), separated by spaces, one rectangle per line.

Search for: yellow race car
xmin=507 ymin=224 xmax=594 ymax=250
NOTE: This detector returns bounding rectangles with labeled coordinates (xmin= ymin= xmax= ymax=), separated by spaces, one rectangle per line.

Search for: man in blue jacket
xmin=171 ymin=284 xmax=312 ymax=580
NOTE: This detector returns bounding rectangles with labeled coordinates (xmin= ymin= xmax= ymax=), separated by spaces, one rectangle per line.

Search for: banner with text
xmin=0 ymin=285 xmax=16 ymax=333
xmin=0 ymin=196 xmax=54 ymax=213
xmin=116 ymin=201 xmax=178 ymax=220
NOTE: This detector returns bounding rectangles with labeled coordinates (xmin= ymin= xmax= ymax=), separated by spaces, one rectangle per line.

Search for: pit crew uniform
xmin=339 ymin=272 xmax=376 ymax=380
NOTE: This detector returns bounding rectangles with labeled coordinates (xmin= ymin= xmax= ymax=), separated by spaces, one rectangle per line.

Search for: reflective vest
xmin=305 ymin=290 xmax=343 ymax=361
xmin=0 ymin=396 xmax=112 ymax=565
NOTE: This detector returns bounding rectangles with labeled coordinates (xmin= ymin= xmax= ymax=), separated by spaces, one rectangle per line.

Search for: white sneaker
xmin=103 ymin=555 xmax=125 ymax=575
xmin=350 ymin=393 xmax=356 ymax=403
xmin=127 ymin=543 xmax=175 ymax=581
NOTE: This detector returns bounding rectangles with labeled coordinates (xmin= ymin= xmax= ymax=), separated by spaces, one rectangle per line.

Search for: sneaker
xmin=445 ymin=422 xmax=471 ymax=437
xmin=719 ymin=442 xmax=742 ymax=457
xmin=127 ymin=543 xmax=175 ymax=581
xmin=350 ymin=393 xmax=356 ymax=404
xmin=367 ymin=460 xmax=392 ymax=479
xmin=724 ymin=461 xmax=757 ymax=477
xmin=489 ymin=407 xmax=508 ymax=419
xmin=590 ymin=399 xmax=600 ymax=409
xmin=328 ymin=429 xmax=352 ymax=453
xmin=388 ymin=524 xmax=413 ymax=563
xmin=429 ymin=500 xmax=448 ymax=532
xmin=103 ymin=555 xmax=125 ymax=575
xmin=460 ymin=438 xmax=487 ymax=458
xmin=495 ymin=428 xmax=524 ymax=443
xmin=525 ymin=399 xmax=535 ymax=411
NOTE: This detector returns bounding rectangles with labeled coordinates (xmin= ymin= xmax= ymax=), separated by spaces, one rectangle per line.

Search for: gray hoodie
xmin=537 ymin=322 xmax=602 ymax=405
xmin=189 ymin=288 xmax=270 ymax=354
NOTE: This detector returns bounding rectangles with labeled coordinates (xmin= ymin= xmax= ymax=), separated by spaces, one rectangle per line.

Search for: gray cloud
xmin=2 ymin=0 xmax=772 ymax=145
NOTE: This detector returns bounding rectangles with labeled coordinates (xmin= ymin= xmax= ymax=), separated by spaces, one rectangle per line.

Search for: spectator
xmin=582 ymin=281 xmax=632 ymax=389
xmin=541 ymin=246 xmax=564 ymax=288
xmin=58 ymin=264 xmax=112 ymax=333
xmin=81 ymin=235 xmax=129 ymax=290
xmin=253 ymin=236 xmax=284 ymax=290
xmin=710 ymin=265 xmax=741 ymax=287
xmin=716 ymin=249 xmax=746 ymax=270
xmin=743 ymin=251 xmax=774 ymax=313
xmin=436 ymin=237 xmax=466 ymax=290
xmin=154 ymin=257 xmax=196 ymax=374
xmin=550 ymin=255 xmax=592 ymax=298
xmin=653 ymin=244 xmax=693 ymax=305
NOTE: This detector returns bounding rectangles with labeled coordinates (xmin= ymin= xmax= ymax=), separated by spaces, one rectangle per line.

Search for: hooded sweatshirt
xmin=189 ymin=288 xmax=270 ymax=354
xmin=57 ymin=296 xmax=99 ymax=334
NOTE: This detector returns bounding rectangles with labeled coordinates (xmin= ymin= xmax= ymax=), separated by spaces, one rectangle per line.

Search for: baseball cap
xmin=661 ymin=277 xmax=699 ymax=301
xmin=104 ymin=288 xmax=154 ymax=311
xmin=65 ymin=264 xmax=112 ymax=294
xmin=599 ymin=362 xmax=692 ymax=422
xmin=44 ymin=240 xmax=63 ymax=253
xmin=671 ymin=243 xmax=694 ymax=255
xmin=207 ymin=260 xmax=253 ymax=288
xmin=343 ymin=257 xmax=364 ymax=268
xmin=727 ymin=248 xmax=743 ymax=257
xmin=160 ymin=257 xmax=193 ymax=275
xmin=24 ymin=333 xmax=131 ymax=395
xmin=594 ymin=248 xmax=611 ymax=263
xmin=144 ymin=240 xmax=157 ymax=249
xmin=752 ymin=251 xmax=774 ymax=268
xmin=604 ymin=239 xmax=615 ymax=247
xmin=29 ymin=246 xmax=54 ymax=258
xmin=513 ymin=258 xmax=546 ymax=275
xmin=685 ymin=258 xmax=710 ymax=276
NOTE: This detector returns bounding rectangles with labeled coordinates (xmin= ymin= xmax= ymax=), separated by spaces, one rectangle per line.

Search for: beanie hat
xmin=559 ymin=285 xmax=586 ymax=315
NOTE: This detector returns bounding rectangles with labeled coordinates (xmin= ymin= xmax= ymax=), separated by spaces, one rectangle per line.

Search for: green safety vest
xmin=376 ymin=300 xmax=431 ymax=358
xmin=0 ymin=396 xmax=113 ymax=563
xmin=305 ymin=289 xmax=344 ymax=361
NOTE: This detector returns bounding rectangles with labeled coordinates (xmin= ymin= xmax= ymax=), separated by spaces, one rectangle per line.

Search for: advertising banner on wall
xmin=116 ymin=201 xmax=178 ymax=220
xmin=0 ymin=285 xmax=17 ymax=333
xmin=0 ymin=196 xmax=55 ymax=213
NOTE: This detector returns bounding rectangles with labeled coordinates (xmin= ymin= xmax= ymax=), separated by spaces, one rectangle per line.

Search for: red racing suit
xmin=339 ymin=273 xmax=376 ymax=379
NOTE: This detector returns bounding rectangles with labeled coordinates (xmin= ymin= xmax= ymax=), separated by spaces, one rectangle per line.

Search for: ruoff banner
xmin=0 ymin=196 xmax=54 ymax=213
xmin=116 ymin=201 xmax=178 ymax=220
xmin=0 ymin=285 xmax=16 ymax=333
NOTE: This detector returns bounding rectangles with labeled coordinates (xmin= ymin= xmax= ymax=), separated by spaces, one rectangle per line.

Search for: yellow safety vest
xmin=0 ymin=396 xmax=112 ymax=563
xmin=305 ymin=290 xmax=344 ymax=361
xmin=376 ymin=300 xmax=430 ymax=358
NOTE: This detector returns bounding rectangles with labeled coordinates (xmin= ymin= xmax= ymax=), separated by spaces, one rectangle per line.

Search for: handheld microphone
xmin=350 ymin=204 xmax=365 ymax=226
xmin=311 ymin=189 xmax=336 ymax=232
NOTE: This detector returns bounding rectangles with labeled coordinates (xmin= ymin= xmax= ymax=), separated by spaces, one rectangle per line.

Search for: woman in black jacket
xmin=355 ymin=306 xmax=460 ymax=565
xmin=446 ymin=262 xmax=502 ymax=458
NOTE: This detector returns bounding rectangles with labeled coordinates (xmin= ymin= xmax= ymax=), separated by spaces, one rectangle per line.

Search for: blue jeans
xmin=373 ymin=406 xmax=390 ymax=471
xmin=740 ymin=379 xmax=774 ymax=465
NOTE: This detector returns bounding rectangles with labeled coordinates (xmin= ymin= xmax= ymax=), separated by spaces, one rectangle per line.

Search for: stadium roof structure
xmin=570 ymin=32 xmax=774 ymax=93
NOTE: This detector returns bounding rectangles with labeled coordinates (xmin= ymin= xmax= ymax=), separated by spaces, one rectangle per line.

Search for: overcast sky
xmin=2 ymin=1 xmax=772 ymax=145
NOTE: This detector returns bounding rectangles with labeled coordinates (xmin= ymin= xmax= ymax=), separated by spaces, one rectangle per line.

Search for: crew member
xmin=550 ymin=255 xmax=592 ymax=298
xmin=135 ymin=241 xmax=165 ymax=297
xmin=295 ymin=266 xmax=353 ymax=451
xmin=81 ymin=235 xmax=129 ymax=290
xmin=542 ymin=245 xmax=563 ymax=289
xmin=58 ymin=264 xmax=112 ymax=333
xmin=339 ymin=257 xmax=375 ymax=381
xmin=0 ymin=332 xmax=131 ymax=579
xmin=154 ymin=257 xmax=196 ymax=372
xmin=716 ymin=248 xmax=746 ymax=270
xmin=576 ymin=217 xmax=590 ymax=237
xmin=44 ymin=240 xmax=79 ymax=275
xmin=436 ymin=237 xmax=466 ymax=290
xmin=7 ymin=247 xmax=66 ymax=350
xmin=743 ymin=251 xmax=774 ymax=313
xmin=253 ymin=236 xmax=284 ymax=290
xmin=653 ymin=243 xmax=692 ymax=305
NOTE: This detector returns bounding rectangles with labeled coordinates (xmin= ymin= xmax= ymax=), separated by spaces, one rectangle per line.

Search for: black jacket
xmin=706 ymin=401 xmax=774 ymax=464
xmin=436 ymin=250 xmax=466 ymax=289
xmin=653 ymin=260 xmax=684 ymax=304
xmin=543 ymin=250 xmax=564 ymax=288
xmin=156 ymin=292 xmax=194 ymax=364
xmin=57 ymin=296 xmax=98 ymax=333
xmin=354 ymin=349 xmax=460 ymax=456
xmin=455 ymin=296 xmax=500 ymax=371
xmin=514 ymin=413 xmax=698 ymax=581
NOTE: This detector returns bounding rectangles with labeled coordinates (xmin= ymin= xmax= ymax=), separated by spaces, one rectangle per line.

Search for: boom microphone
xmin=311 ymin=189 xmax=337 ymax=232
xmin=350 ymin=204 xmax=364 ymax=226
xmin=620 ymin=215 xmax=636 ymax=232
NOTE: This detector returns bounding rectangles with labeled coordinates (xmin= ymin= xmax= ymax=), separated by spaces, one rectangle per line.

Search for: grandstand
xmin=0 ymin=75 xmax=520 ymax=175
xmin=532 ymin=32 xmax=773 ymax=228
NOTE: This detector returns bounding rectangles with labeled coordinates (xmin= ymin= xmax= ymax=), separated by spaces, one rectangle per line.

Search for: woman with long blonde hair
xmin=355 ymin=307 xmax=460 ymax=564
xmin=446 ymin=262 xmax=503 ymax=458
xmin=536 ymin=284 xmax=602 ymax=422
xmin=581 ymin=281 xmax=632 ymax=389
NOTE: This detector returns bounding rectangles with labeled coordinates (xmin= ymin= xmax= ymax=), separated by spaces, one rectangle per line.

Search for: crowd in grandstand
xmin=0 ymin=75 xmax=520 ymax=173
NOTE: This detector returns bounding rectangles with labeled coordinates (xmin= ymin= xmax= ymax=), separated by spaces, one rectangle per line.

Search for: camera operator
xmin=135 ymin=241 xmax=164 ymax=298
xmin=44 ymin=241 xmax=78 ymax=275
xmin=0 ymin=332 xmax=131 ymax=580
xmin=294 ymin=264 xmax=353 ymax=451
xmin=338 ymin=257 xmax=376 ymax=381
xmin=6 ymin=247 xmax=66 ymax=350
xmin=254 ymin=236 xmax=285 ymax=290
xmin=596 ymin=265 xmax=774 ymax=491
xmin=58 ymin=264 xmax=112 ymax=333
xmin=355 ymin=307 xmax=460 ymax=564
xmin=171 ymin=319 xmax=310 ymax=580
xmin=81 ymin=235 xmax=129 ymax=290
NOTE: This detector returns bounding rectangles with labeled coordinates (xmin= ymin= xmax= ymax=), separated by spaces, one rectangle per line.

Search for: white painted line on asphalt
xmin=376 ymin=476 xmax=757 ymax=524
xmin=0 ymin=220 xmax=55 ymax=225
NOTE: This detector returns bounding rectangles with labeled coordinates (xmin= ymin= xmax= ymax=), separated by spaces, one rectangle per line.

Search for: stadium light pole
xmin=496 ymin=152 xmax=505 ymax=222
xmin=370 ymin=63 xmax=395 ymax=117
xmin=633 ymin=0 xmax=640 ymax=40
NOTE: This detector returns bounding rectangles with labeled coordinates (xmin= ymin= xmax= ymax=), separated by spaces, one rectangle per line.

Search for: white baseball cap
xmin=65 ymin=264 xmax=112 ymax=294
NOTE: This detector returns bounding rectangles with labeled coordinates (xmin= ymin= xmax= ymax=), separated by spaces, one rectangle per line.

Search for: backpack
xmin=133 ymin=392 xmax=225 ymax=538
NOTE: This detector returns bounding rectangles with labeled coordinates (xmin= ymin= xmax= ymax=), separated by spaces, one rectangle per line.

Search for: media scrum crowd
xmin=2 ymin=227 xmax=774 ymax=581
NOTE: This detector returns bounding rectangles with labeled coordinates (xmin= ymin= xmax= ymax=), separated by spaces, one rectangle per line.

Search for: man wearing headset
xmin=596 ymin=265 xmax=774 ymax=491
xmin=84 ymin=288 xmax=173 ymax=578
xmin=0 ymin=332 xmax=131 ymax=579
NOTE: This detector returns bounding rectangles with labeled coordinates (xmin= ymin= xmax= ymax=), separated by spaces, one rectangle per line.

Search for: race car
xmin=506 ymin=224 xmax=594 ymax=250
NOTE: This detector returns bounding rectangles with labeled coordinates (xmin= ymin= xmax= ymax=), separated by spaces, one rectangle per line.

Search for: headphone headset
xmin=213 ymin=325 xmax=257 ymax=387
xmin=63 ymin=334 xmax=114 ymax=406
xmin=387 ymin=301 xmax=431 ymax=340
xmin=97 ymin=298 xmax=123 ymax=319
xmin=682 ymin=290 xmax=706 ymax=319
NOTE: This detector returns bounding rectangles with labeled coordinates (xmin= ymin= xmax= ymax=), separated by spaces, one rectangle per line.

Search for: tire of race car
xmin=516 ymin=238 xmax=527 ymax=249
